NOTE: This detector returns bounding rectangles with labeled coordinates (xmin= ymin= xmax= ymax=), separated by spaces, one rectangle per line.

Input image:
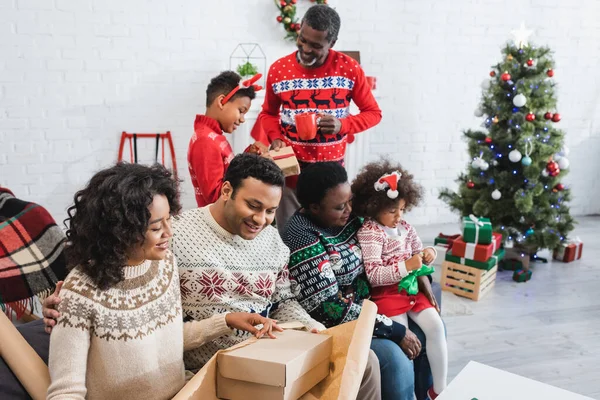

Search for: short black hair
xmin=302 ymin=4 xmax=341 ymax=43
xmin=296 ymin=162 xmax=347 ymax=209
xmin=64 ymin=163 xmax=181 ymax=290
xmin=206 ymin=71 xmax=256 ymax=107
xmin=224 ymin=153 xmax=284 ymax=196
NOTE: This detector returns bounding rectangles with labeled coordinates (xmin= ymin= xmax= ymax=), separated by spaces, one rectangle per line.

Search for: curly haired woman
xmin=352 ymin=160 xmax=447 ymax=400
xmin=47 ymin=163 xmax=280 ymax=400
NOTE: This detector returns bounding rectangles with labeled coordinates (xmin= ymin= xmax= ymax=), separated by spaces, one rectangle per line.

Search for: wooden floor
xmin=416 ymin=216 xmax=600 ymax=399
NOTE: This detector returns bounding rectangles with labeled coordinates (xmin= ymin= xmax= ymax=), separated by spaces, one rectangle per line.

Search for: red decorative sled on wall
xmin=117 ymin=131 xmax=178 ymax=179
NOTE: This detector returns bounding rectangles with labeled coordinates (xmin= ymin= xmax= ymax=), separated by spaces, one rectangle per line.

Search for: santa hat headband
xmin=221 ymin=73 xmax=263 ymax=105
xmin=374 ymin=171 xmax=402 ymax=199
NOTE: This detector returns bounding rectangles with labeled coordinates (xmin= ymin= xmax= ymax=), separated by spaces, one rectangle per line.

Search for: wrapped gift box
xmin=433 ymin=233 xmax=461 ymax=248
xmin=462 ymin=215 xmax=493 ymax=244
xmin=512 ymin=268 xmax=532 ymax=282
xmin=217 ymin=329 xmax=332 ymax=400
xmin=499 ymin=259 xmax=523 ymax=271
xmin=269 ymin=147 xmax=300 ymax=177
xmin=504 ymin=247 xmax=530 ymax=269
xmin=445 ymin=248 xmax=505 ymax=271
xmin=553 ymin=238 xmax=583 ymax=263
xmin=451 ymin=233 xmax=502 ymax=262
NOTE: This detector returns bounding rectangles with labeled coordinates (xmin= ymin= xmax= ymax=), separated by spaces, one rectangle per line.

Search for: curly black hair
xmin=296 ymin=161 xmax=347 ymax=209
xmin=302 ymin=4 xmax=341 ymax=43
xmin=225 ymin=153 xmax=285 ymax=196
xmin=64 ymin=163 xmax=181 ymax=290
xmin=206 ymin=71 xmax=256 ymax=107
xmin=351 ymin=160 xmax=423 ymax=219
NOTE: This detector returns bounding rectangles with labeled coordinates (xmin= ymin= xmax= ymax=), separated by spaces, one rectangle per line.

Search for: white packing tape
xmin=465 ymin=242 xmax=476 ymax=259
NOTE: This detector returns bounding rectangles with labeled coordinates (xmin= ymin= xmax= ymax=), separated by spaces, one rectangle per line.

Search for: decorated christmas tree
xmin=439 ymin=24 xmax=575 ymax=255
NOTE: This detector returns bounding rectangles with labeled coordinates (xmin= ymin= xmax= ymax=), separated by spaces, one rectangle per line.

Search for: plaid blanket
xmin=0 ymin=188 xmax=68 ymax=318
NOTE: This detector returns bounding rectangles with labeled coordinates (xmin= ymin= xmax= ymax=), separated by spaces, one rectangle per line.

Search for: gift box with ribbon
xmin=433 ymin=233 xmax=460 ymax=248
xmin=499 ymin=259 xmax=523 ymax=271
xmin=445 ymin=248 xmax=505 ymax=271
xmin=451 ymin=233 xmax=502 ymax=262
xmin=462 ymin=214 xmax=493 ymax=244
xmin=269 ymin=147 xmax=300 ymax=177
xmin=553 ymin=237 xmax=583 ymax=263
xmin=512 ymin=268 xmax=532 ymax=282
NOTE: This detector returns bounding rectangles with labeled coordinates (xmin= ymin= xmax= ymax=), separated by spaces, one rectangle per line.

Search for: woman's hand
xmin=418 ymin=275 xmax=441 ymax=314
xmin=225 ymin=313 xmax=283 ymax=339
xmin=42 ymin=281 xmax=63 ymax=334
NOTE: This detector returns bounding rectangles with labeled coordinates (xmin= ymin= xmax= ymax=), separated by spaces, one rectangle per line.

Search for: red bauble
xmin=295 ymin=24 xmax=301 ymax=31
xmin=547 ymin=69 xmax=554 ymax=77
xmin=547 ymin=160 xmax=559 ymax=172
xmin=544 ymin=112 xmax=553 ymax=120
xmin=277 ymin=16 xmax=283 ymax=22
xmin=527 ymin=59 xmax=534 ymax=66
xmin=467 ymin=181 xmax=475 ymax=189
xmin=280 ymin=0 xmax=287 ymax=6
xmin=484 ymin=137 xmax=493 ymax=144
xmin=490 ymin=71 xmax=496 ymax=77
xmin=552 ymin=113 xmax=561 ymax=122
xmin=525 ymin=113 xmax=535 ymax=122
xmin=555 ymin=183 xmax=565 ymax=191
xmin=501 ymin=72 xmax=511 ymax=81
xmin=291 ymin=0 xmax=297 ymax=3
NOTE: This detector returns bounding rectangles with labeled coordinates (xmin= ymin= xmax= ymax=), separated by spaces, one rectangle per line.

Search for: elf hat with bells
xmin=374 ymin=171 xmax=402 ymax=199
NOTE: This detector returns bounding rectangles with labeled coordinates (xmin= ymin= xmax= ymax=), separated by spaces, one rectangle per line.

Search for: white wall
xmin=1 ymin=0 xmax=600 ymax=225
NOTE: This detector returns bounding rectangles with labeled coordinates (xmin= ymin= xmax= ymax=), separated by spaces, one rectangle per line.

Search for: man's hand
xmin=405 ymin=254 xmax=423 ymax=271
xmin=43 ymin=281 xmax=63 ymax=334
xmin=422 ymin=248 xmax=436 ymax=265
xmin=270 ymin=139 xmax=286 ymax=151
xmin=418 ymin=275 xmax=441 ymax=314
xmin=225 ymin=313 xmax=283 ymax=339
xmin=399 ymin=329 xmax=422 ymax=360
xmin=317 ymin=114 xmax=342 ymax=135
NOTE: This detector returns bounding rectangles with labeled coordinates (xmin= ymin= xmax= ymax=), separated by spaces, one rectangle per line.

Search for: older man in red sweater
xmin=251 ymin=4 xmax=382 ymax=233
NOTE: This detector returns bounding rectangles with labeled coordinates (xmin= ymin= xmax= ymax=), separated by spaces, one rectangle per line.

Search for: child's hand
xmin=406 ymin=254 xmax=423 ymax=271
xmin=417 ymin=276 xmax=441 ymax=314
xmin=422 ymin=248 xmax=436 ymax=264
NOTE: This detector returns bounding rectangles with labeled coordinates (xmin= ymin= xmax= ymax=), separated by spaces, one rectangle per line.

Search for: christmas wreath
xmin=275 ymin=0 xmax=328 ymax=41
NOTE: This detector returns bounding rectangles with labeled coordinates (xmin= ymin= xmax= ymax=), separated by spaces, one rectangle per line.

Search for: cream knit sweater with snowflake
xmin=47 ymin=250 xmax=231 ymax=400
xmin=172 ymin=206 xmax=325 ymax=371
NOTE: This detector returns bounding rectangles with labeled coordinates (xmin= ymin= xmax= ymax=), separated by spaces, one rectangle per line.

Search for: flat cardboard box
xmin=217 ymin=329 xmax=333 ymax=400
xmin=269 ymin=147 xmax=300 ymax=177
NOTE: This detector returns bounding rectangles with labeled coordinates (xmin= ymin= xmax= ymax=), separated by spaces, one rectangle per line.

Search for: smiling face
xmin=296 ymin=22 xmax=334 ymax=68
xmin=308 ymin=182 xmax=352 ymax=228
xmin=375 ymin=199 xmax=406 ymax=229
xmin=217 ymin=95 xmax=252 ymax=134
xmin=127 ymin=194 xmax=173 ymax=263
xmin=221 ymin=177 xmax=282 ymax=240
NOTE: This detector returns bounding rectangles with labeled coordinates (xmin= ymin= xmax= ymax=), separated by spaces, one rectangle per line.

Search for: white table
xmin=438 ymin=361 xmax=595 ymax=400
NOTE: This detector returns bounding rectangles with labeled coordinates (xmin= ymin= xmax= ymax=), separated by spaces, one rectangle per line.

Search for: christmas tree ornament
xmin=283 ymin=16 xmax=291 ymax=24
xmin=276 ymin=15 xmax=283 ymax=22
xmin=544 ymin=112 xmax=553 ymax=120
xmin=554 ymin=183 xmax=565 ymax=191
xmin=484 ymin=137 xmax=493 ymax=144
xmin=547 ymin=69 xmax=554 ymax=77
xmin=557 ymin=157 xmax=570 ymax=170
xmin=525 ymin=113 xmax=535 ymax=122
xmin=525 ymin=228 xmax=535 ymax=236
xmin=527 ymin=58 xmax=534 ymax=66
xmin=513 ymin=94 xmax=527 ymax=107
xmin=511 ymin=22 xmax=533 ymax=48
xmin=521 ymin=156 xmax=532 ymax=166
xmin=490 ymin=71 xmax=496 ymax=77
xmin=509 ymin=149 xmax=523 ymax=163
xmin=471 ymin=158 xmax=482 ymax=169
xmin=501 ymin=72 xmax=511 ymax=81
xmin=280 ymin=0 xmax=286 ymax=5
xmin=558 ymin=145 xmax=570 ymax=157
xmin=474 ymin=108 xmax=484 ymax=117
xmin=480 ymin=161 xmax=489 ymax=171
xmin=521 ymin=140 xmax=533 ymax=166
xmin=541 ymin=168 xmax=549 ymax=177
xmin=546 ymin=160 xmax=560 ymax=177
xmin=491 ymin=189 xmax=502 ymax=200
xmin=506 ymin=54 xmax=514 ymax=61
xmin=492 ymin=116 xmax=499 ymax=124
xmin=552 ymin=113 xmax=561 ymax=122
xmin=481 ymin=79 xmax=491 ymax=89
xmin=490 ymin=159 xmax=499 ymax=166
xmin=467 ymin=180 xmax=475 ymax=189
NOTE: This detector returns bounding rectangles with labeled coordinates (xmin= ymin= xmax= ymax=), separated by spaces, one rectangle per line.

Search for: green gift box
xmin=462 ymin=215 xmax=493 ymax=244
xmin=499 ymin=259 xmax=523 ymax=271
xmin=513 ymin=268 xmax=532 ymax=282
xmin=445 ymin=248 xmax=505 ymax=271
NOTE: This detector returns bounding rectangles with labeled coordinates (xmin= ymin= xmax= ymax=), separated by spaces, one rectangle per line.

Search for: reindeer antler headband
xmin=374 ymin=171 xmax=402 ymax=199
xmin=221 ymin=73 xmax=263 ymax=105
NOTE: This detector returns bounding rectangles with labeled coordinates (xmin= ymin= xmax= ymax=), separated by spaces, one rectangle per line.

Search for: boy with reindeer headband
xmin=250 ymin=4 xmax=382 ymax=233
xmin=188 ymin=71 xmax=264 ymax=207
xmin=352 ymin=160 xmax=448 ymax=400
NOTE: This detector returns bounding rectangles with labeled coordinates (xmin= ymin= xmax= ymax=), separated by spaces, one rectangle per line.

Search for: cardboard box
xmin=461 ymin=215 xmax=493 ymax=244
xmin=451 ymin=233 xmax=502 ymax=262
xmin=270 ymin=147 xmax=300 ymax=177
xmin=445 ymin=248 xmax=505 ymax=271
xmin=217 ymin=329 xmax=333 ymax=400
